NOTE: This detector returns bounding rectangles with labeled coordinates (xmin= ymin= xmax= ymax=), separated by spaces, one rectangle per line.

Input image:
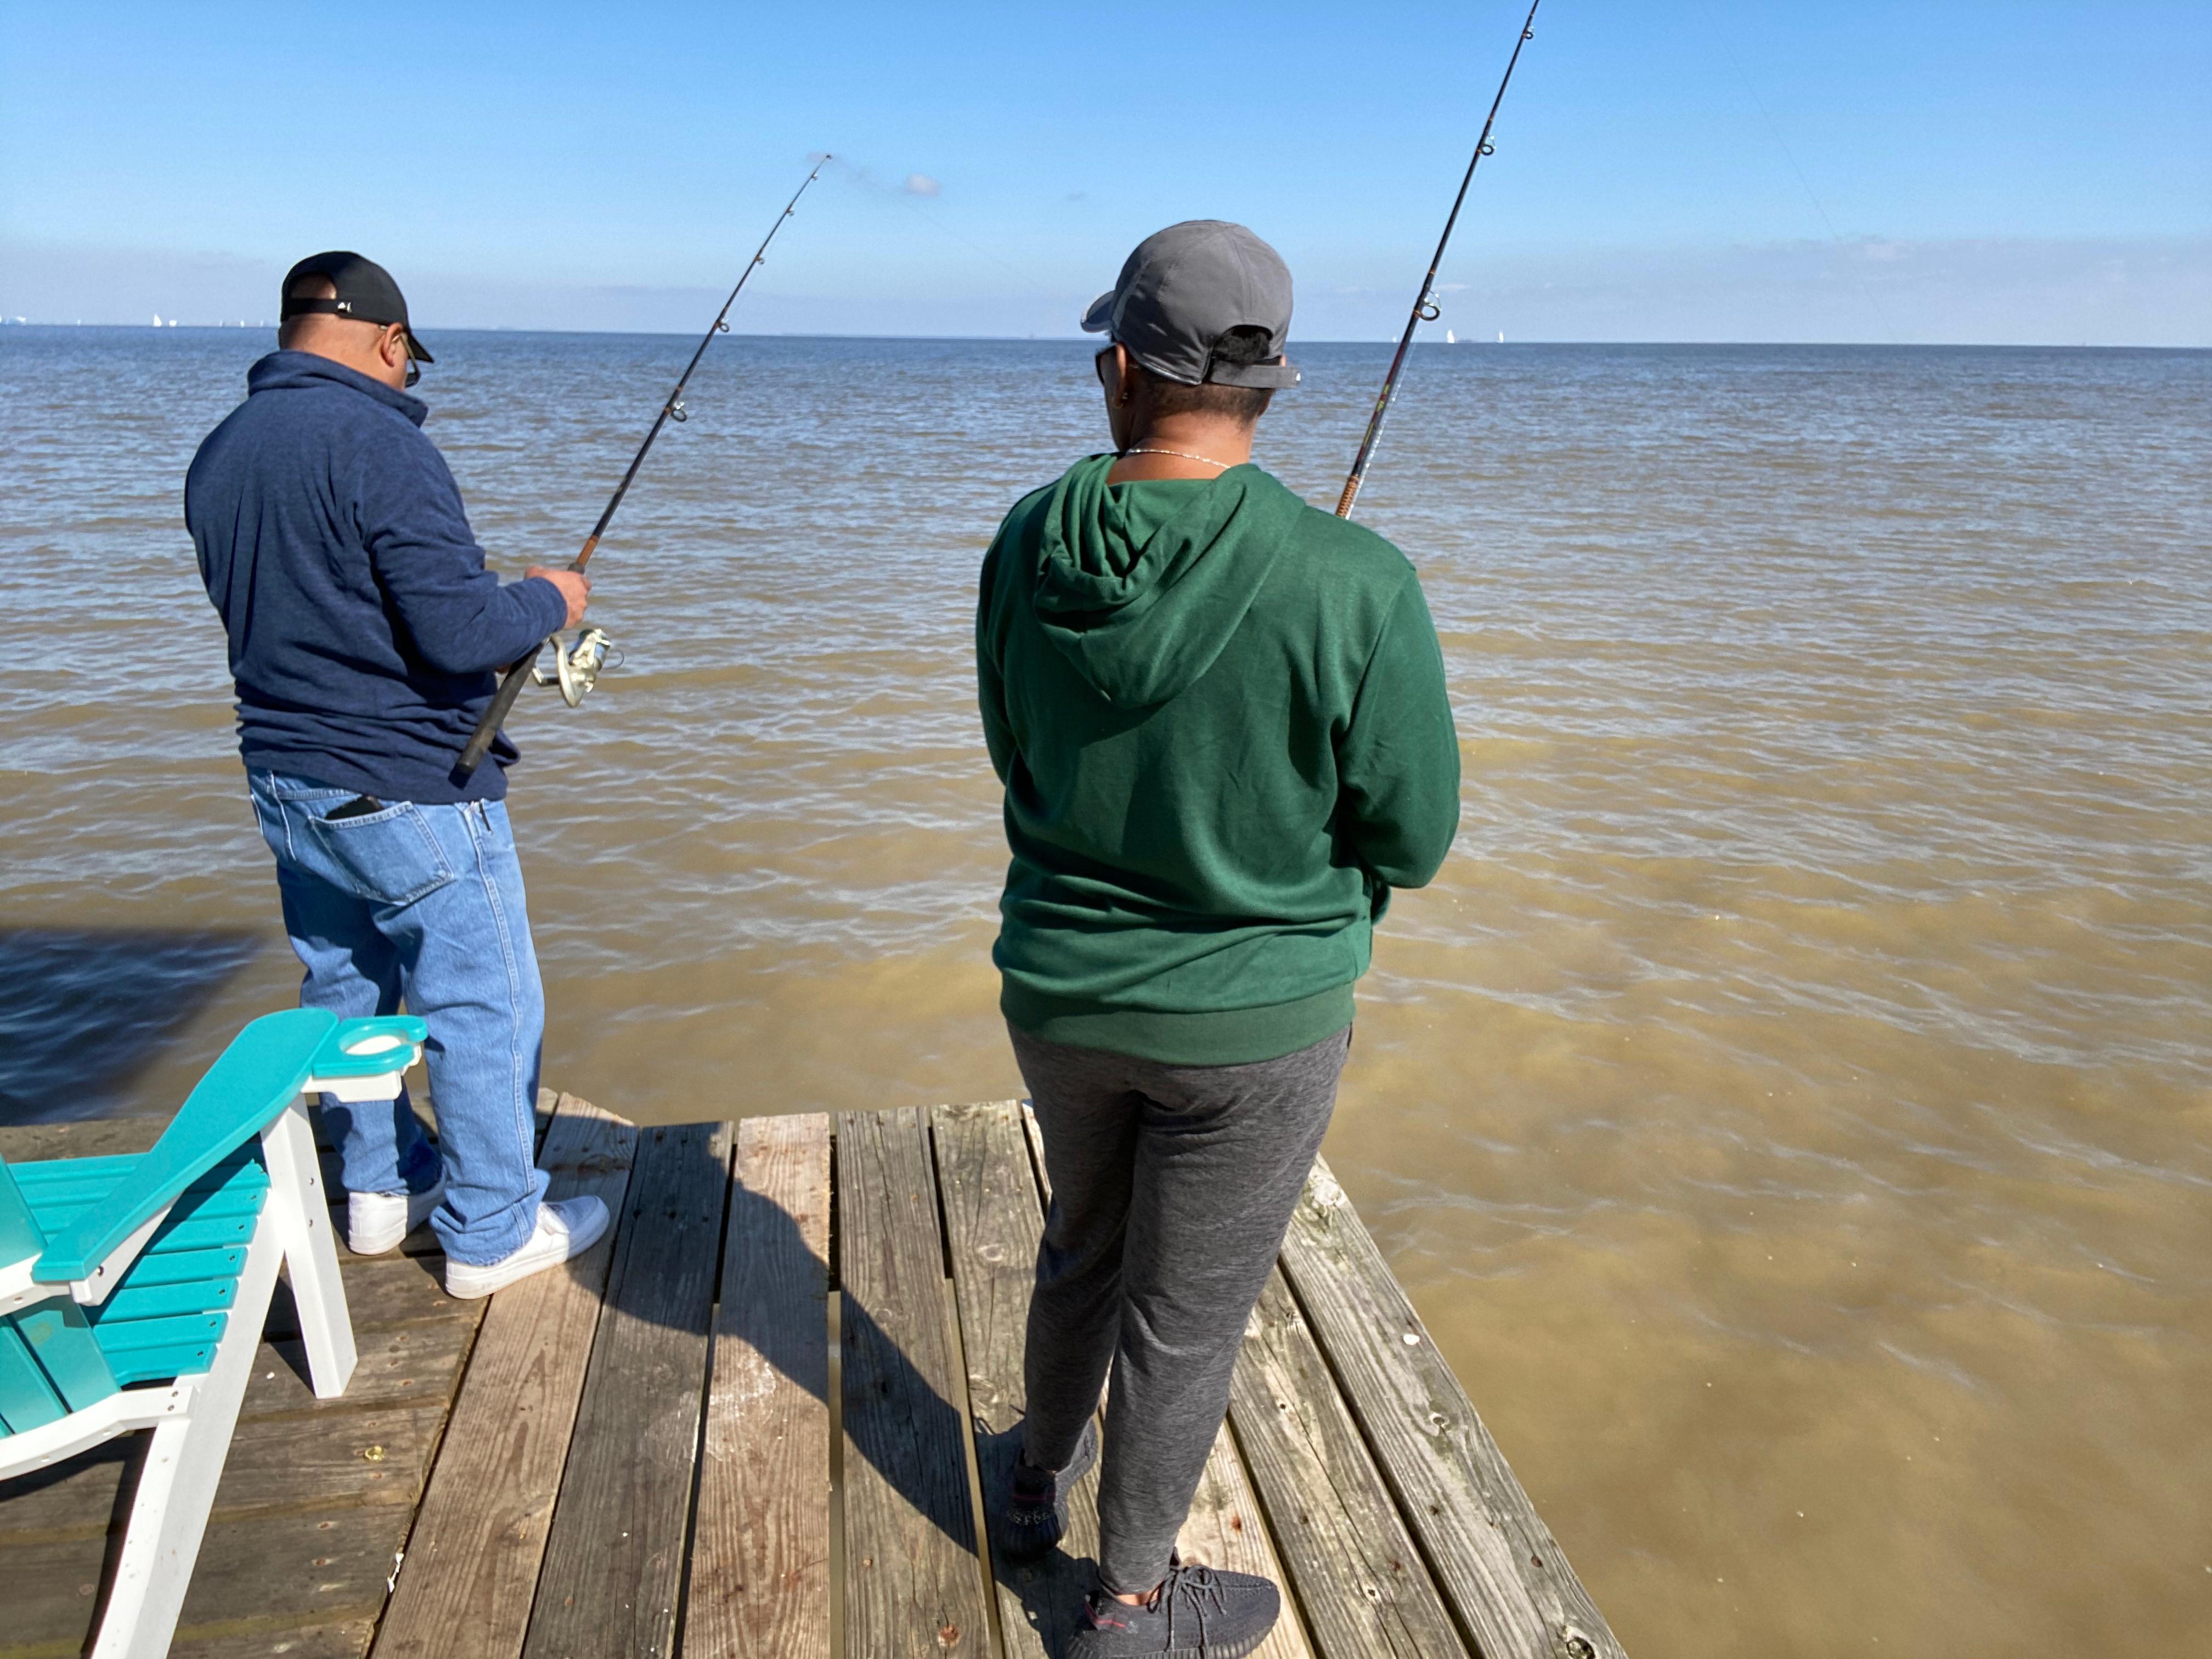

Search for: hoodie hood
xmin=246 ymin=349 xmax=429 ymax=428
xmin=1031 ymin=454 xmax=1305 ymax=707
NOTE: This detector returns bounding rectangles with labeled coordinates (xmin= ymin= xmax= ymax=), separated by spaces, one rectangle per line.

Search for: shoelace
xmin=1158 ymin=1564 xmax=1236 ymax=1643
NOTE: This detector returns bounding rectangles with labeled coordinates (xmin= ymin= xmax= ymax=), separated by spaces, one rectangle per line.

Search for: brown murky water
xmin=4 ymin=328 xmax=2208 ymax=1655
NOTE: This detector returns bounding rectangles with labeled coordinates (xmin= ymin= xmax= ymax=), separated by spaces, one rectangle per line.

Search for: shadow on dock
xmin=721 ymin=1138 xmax=983 ymax=1554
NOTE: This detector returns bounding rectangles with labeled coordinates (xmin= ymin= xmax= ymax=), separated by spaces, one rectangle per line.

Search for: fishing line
xmin=454 ymin=157 xmax=830 ymax=780
xmin=827 ymin=156 xmax=1057 ymax=295
xmin=1713 ymin=20 xmax=1900 ymax=345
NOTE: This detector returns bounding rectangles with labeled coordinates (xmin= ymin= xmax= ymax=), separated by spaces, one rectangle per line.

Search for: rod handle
xmin=1335 ymin=476 xmax=1362 ymax=519
xmin=453 ymin=650 xmax=541 ymax=781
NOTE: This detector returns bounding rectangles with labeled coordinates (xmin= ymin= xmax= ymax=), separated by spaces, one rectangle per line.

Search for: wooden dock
xmin=0 ymin=1095 xmax=1623 ymax=1659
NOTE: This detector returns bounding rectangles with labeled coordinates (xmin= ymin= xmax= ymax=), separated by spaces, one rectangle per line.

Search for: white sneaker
xmin=443 ymin=1197 xmax=610 ymax=1300
xmin=347 ymin=1176 xmax=447 ymax=1256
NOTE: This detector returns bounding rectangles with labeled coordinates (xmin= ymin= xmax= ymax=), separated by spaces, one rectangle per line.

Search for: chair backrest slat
xmin=0 ymin=1319 xmax=67 ymax=1435
xmin=13 ymin=1300 xmax=119 ymax=1410
xmin=0 ymin=1159 xmax=41 ymax=1272
xmin=0 ymin=1156 xmax=122 ymax=1434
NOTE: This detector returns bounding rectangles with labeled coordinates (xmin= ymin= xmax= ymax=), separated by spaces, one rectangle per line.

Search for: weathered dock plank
xmin=0 ymin=1504 xmax=407 ymax=1651
xmin=836 ymin=1107 xmax=991 ymax=1659
xmin=175 ymin=1504 xmax=413 ymax=1641
xmin=1229 ymin=1268 xmax=1464 ymax=1658
xmin=0 ymin=1403 xmax=448 ymax=1537
xmin=524 ymin=1120 xmax=733 ymax=1659
xmin=168 ymin=1624 xmax=379 ymax=1659
xmin=199 ymin=1401 xmax=451 ymax=1520
xmin=688 ymin=1113 xmax=833 ymax=1659
xmin=267 ymin=1250 xmax=473 ymax=1339
xmin=0 ymin=1541 xmax=100 ymax=1652
xmin=0 ymin=1436 xmax=135 ymax=1545
xmin=0 ymin=1115 xmax=165 ymax=1164
xmin=370 ymin=1094 xmax=637 ymax=1659
xmin=1175 ymin=1420 xmax=1319 ymax=1659
xmin=1281 ymin=1159 xmax=1624 ymax=1659
xmin=247 ymin=1320 xmax=479 ymax=1420
xmin=934 ymin=1101 xmax=1101 ymax=1659
xmin=1015 ymin=1103 xmax=1317 ymax=1659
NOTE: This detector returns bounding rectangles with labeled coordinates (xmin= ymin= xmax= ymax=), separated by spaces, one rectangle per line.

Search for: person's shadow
xmin=709 ymin=1122 xmax=1098 ymax=1655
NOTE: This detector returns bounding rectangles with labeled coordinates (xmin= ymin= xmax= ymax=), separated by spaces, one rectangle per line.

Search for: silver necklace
xmin=1119 ymin=445 xmax=1236 ymax=471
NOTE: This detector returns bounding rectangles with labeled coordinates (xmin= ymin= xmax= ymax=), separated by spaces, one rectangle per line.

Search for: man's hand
xmin=527 ymin=567 xmax=591 ymax=629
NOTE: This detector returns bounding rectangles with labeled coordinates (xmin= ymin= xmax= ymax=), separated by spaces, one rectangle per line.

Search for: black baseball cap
xmin=279 ymin=251 xmax=433 ymax=365
xmin=1081 ymin=221 xmax=1298 ymax=390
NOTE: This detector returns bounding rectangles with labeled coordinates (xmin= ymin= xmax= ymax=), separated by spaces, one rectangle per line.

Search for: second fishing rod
xmin=1337 ymin=0 xmax=1542 ymax=521
xmin=454 ymin=158 xmax=830 ymax=780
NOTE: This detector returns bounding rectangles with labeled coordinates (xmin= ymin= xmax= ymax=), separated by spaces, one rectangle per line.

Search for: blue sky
xmin=3 ymin=1 xmax=2207 ymax=342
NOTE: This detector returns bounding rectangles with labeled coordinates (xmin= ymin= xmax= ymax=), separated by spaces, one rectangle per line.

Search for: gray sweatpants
xmin=1011 ymin=1022 xmax=1351 ymax=1595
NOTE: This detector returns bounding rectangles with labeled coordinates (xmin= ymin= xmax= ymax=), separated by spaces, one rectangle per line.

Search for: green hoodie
xmin=977 ymin=454 xmax=1460 ymax=1065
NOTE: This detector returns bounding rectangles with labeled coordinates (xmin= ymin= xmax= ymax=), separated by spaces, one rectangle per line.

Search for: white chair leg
xmin=89 ymin=1220 xmax=284 ymax=1659
xmin=261 ymin=1097 xmax=357 ymax=1399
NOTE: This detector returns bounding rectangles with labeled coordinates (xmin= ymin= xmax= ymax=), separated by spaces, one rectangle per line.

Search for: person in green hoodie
xmin=975 ymin=221 xmax=1461 ymax=1656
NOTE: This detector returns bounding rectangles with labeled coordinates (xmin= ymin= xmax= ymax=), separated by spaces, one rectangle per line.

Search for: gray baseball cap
xmin=1081 ymin=221 xmax=1299 ymax=390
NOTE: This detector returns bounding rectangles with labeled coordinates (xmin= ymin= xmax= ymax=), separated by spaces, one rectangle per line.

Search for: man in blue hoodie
xmin=187 ymin=252 xmax=607 ymax=1299
xmin=977 ymin=224 xmax=1460 ymax=1655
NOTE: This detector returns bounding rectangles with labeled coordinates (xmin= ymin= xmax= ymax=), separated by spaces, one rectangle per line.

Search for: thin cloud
xmin=902 ymin=173 xmax=941 ymax=198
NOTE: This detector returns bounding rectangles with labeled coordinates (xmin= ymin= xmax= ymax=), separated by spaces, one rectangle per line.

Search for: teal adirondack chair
xmin=0 ymin=1008 xmax=427 ymax=1659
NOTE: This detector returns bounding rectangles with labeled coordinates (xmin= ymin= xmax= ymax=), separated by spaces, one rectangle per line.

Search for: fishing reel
xmin=531 ymin=626 xmax=616 ymax=708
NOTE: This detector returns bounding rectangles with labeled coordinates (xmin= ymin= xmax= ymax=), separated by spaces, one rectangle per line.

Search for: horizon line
xmin=2 ymin=321 xmax=2205 ymax=352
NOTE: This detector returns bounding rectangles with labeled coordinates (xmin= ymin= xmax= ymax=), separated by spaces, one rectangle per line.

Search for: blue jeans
xmin=248 ymin=769 xmax=549 ymax=1265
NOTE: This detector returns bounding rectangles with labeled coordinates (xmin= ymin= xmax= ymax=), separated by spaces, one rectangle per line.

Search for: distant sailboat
xmin=152 ymin=313 xmax=162 ymax=327
xmin=1498 ymin=331 xmax=1505 ymax=343
xmin=1444 ymin=329 xmax=1456 ymax=345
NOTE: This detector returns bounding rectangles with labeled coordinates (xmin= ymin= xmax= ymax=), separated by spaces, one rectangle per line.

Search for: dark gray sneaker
xmin=1068 ymin=1556 xmax=1282 ymax=1658
xmin=990 ymin=1417 xmax=1099 ymax=1563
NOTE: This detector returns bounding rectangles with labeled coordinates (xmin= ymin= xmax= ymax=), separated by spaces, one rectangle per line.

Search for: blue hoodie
xmin=185 ymin=351 xmax=568 ymax=804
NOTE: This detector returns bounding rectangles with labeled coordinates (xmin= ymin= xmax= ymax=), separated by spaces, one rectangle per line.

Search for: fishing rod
xmin=455 ymin=157 xmax=830 ymax=779
xmin=1335 ymin=0 xmax=1542 ymax=520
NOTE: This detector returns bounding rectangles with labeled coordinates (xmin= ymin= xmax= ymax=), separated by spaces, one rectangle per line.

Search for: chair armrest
xmin=306 ymin=1015 xmax=431 ymax=1102
xmin=32 ymin=1011 xmax=425 ymax=1285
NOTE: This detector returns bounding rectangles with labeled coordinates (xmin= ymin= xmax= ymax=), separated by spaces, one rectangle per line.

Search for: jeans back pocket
xmin=294 ymin=799 xmax=460 ymax=908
